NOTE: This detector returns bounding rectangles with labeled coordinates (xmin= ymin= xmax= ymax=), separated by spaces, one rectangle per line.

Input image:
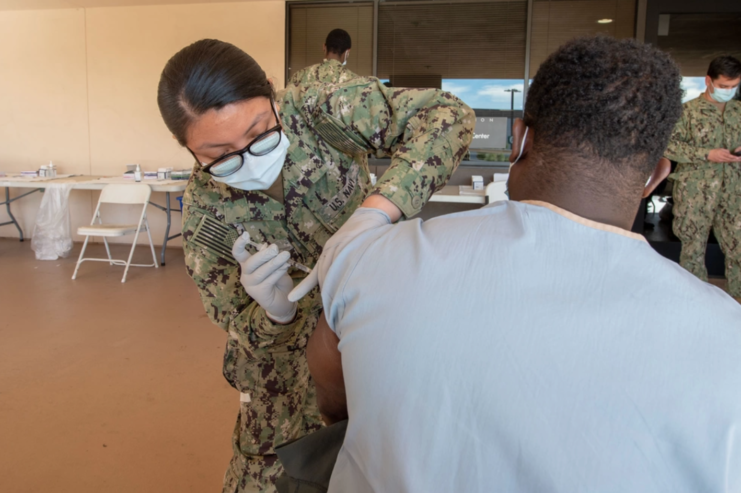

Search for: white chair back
xmin=485 ymin=180 xmax=509 ymax=204
xmin=99 ymin=184 xmax=151 ymax=205
xmin=72 ymin=182 xmax=157 ymax=282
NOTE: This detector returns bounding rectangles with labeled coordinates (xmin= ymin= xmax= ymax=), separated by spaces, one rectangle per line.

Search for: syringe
xmin=232 ymin=224 xmax=312 ymax=274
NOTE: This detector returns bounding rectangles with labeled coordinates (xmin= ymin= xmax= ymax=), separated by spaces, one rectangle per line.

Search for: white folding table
xmin=428 ymin=181 xmax=509 ymax=205
xmin=0 ymin=175 xmax=187 ymax=265
xmin=427 ymin=185 xmax=488 ymax=205
xmin=2 ymin=176 xmax=502 ymax=265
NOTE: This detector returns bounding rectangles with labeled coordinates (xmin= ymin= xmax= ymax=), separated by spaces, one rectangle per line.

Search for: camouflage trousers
xmin=672 ymin=163 xmax=741 ymax=296
xmin=219 ymin=313 xmax=324 ymax=493
xmin=221 ymin=384 xmax=323 ymax=493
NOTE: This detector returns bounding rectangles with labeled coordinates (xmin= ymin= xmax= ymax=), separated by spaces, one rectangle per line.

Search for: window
xmin=377 ymin=1 xmax=527 ymax=153
xmin=680 ymin=77 xmax=705 ymax=103
xmin=377 ymin=1 xmax=527 ymax=83
xmin=286 ymin=0 xmax=640 ymax=162
xmin=442 ymin=79 xmax=524 ymax=111
xmin=287 ymin=3 xmax=374 ymax=81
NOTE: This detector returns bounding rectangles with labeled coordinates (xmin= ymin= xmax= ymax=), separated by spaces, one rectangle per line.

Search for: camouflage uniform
xmin=181 ymin=76 xmax=474 ymax=492
xmin=665 ymin=96 xmax=741 ymax=295
xmin=286 ymin=59 xmax=357 ymax=88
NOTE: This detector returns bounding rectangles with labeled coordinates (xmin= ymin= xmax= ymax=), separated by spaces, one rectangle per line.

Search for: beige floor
xmin=0 ymin=238 xmax=237 ymax=493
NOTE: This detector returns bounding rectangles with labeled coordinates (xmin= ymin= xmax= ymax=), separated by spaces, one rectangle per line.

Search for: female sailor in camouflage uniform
xmin=157 ymin=39 xmax=474 ymax=492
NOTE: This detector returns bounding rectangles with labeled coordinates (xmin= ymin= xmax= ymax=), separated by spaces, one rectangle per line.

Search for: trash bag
xmin=31 ymin=183 xmax=75 ymax=260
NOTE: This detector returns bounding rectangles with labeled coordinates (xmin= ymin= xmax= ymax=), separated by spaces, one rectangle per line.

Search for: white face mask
xmin=209 ymin=131 xmax=290 ymax=191
xmin=710 ymin=82 xmax=738 ymax=103
xmin=343 ymin=51 xmax=349 ymax=66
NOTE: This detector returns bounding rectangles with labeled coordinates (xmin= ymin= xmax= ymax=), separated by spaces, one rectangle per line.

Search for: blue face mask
xmin=710 ymin=82 xmax=738 ymax=103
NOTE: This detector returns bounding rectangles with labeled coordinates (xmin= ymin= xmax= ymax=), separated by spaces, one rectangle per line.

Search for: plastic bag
xmin=31 ymin=183 xmax=75 ymax=260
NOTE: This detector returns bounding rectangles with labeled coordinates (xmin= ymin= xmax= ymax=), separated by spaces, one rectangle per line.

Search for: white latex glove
xmin=232 ymin=233 xmax=297 ymax=324
xmin=288 ymin=207 xmax=392 ymax=302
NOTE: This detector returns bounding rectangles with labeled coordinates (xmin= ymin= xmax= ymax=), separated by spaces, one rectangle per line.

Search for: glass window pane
xmin=443 ymin=79 xmax=524 ymax=111
xmin=377 ymin=0 xmax=527 ymax=161
xmin=681 ymin=77 xmax=706 ymax=103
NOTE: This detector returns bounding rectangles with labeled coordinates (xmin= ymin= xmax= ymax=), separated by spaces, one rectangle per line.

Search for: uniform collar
xmin=322 ymin=58 xmax=343 ymax=67
xmin=694 ymin=95 xmax=740 ymax=112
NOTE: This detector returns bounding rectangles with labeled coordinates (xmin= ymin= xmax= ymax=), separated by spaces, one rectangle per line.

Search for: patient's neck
xmin=516 ymin=176 xmax=641 ymax=231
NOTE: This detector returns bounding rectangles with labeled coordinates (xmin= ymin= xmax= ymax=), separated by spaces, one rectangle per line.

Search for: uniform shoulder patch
xmin=312 ymin=110 xmax=369 ymax=157
xmin=191 ymin=214 xmax=239 ymax=265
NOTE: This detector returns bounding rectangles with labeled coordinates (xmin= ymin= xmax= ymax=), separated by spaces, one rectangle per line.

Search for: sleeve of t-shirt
xmin=320 ymin=226 xmax=392 ymax=337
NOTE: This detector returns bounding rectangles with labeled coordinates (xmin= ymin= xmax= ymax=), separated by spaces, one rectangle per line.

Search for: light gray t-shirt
xmin=321 ymin=200 xmax=741 ymax=493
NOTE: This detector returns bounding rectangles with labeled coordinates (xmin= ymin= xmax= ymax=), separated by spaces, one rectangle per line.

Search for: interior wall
xmin=0 ymin=0 xmax=285 ymax=247
xmin=0 ymin=9 xmax=94 ymax=245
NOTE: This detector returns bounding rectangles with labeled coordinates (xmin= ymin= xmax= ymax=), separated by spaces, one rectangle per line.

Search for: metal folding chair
xmin=71 ymin=183 xmax=158 ymax=283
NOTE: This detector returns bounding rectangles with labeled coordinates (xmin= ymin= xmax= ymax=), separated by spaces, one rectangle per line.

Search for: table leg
xmin=148 ymin=191 xmax=182 ymax=266
xmin=160 ymin=192 xmax=171 ymax=266
xmin=1 ymin=187 xmax=29 ymax=242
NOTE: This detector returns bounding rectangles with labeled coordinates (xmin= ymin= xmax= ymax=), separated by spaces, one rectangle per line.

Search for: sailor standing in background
xmin=665 ymin=55 xmax=741 ymax=300
xmin=287 ymin=29 xmax=357 ymax=88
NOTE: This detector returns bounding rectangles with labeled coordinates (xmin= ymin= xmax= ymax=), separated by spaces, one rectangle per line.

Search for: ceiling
xmin=0 ymin=0 xmax=253 ymax=11
xmin=657 ymin=13 xmax=741 ymax=76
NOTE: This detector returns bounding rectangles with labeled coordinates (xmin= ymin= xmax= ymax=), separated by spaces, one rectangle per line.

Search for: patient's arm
xmin=307 ymin=313 xmax=348 ymax=425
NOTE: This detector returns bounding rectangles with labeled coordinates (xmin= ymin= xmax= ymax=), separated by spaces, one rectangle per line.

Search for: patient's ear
xmin=509 ymin=118 xmax=529 ymax=163
xmin=642 ymin=158 xmax=671 ymax=198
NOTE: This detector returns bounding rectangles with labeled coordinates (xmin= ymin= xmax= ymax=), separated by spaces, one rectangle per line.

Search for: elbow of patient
xmin=317 ymin=392 xmax=349 ymax=426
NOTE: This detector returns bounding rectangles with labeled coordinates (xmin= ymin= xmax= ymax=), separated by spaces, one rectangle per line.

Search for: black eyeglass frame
xmin=188 ymin=99 xmax=283 ymax=178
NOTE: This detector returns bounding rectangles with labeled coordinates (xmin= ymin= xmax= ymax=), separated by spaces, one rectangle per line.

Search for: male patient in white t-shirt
xmin=301 ymin=36 xmax=741 ymax=492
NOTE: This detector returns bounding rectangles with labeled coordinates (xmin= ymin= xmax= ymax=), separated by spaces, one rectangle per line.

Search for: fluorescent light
xmin=597 ymin=19 xmax=613 ymax=24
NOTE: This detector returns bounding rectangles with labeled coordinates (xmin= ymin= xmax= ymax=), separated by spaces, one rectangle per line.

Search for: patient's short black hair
xmin=524 ymin=36 xmax=682 ymax=176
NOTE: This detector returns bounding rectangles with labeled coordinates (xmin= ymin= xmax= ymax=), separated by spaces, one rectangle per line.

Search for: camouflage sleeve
xmin=321 ymin=80 xmax=475 ymax=218
xmin=182 ymin=205 xmax=320 ymax=351
xmin=664 ymin=106 xmax=713 ymax=164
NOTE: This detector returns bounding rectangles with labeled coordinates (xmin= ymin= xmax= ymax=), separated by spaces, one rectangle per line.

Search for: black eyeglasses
xmin=191 ymin=101 xmax=283 ymax=178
